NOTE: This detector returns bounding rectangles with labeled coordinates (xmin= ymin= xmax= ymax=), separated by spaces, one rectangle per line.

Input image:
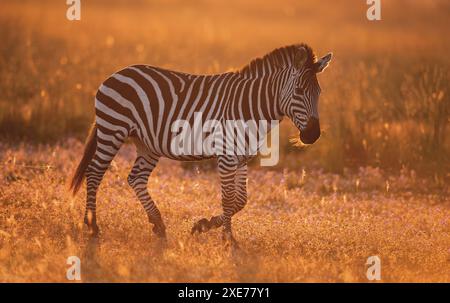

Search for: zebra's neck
xmin=223 ymin=71 xmax=285 ymax=123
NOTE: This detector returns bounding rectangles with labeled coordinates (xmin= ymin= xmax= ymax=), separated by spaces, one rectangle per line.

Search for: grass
xmin=0 ymin=142 xmax=449 ymax=282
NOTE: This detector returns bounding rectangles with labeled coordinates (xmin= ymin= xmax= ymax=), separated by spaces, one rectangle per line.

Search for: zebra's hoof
xmin=87 ymin=224 xmax=100 ymax=238
xmin=84 ymin=214 xmax=99 ymax=237
xmin=222 ymin=232 xmax=239 ymax=249
xmin=152 ymin=224 xmax=166 ymax=239
xmin=191 ymin=218 xmax=210 ymax=234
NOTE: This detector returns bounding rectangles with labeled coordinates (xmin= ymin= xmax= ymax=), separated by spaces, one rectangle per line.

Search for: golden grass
xmin=0 ymin=142 xmax=449 ymax=282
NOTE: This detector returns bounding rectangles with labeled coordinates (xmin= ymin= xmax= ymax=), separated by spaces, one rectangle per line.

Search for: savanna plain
xmin=0 ymin=0 xmax=449 ymax=282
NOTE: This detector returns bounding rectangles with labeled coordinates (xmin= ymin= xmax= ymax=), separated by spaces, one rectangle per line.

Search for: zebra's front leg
xmin=191 ymin=163 xmax=248 ymax=238
xmin=221 ymin=162 xmax=249 ymax=247
xmin=192 ymin=156 xmax=242 ymax=245
xmin=127 ymin=154 xmax=166 ymax=239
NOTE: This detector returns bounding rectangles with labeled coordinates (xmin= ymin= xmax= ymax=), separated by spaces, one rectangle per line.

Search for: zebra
xmin=70 ymin=43 xmax=332 ymax=243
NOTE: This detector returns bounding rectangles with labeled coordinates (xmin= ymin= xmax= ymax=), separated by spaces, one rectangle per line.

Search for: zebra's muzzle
xmin=300 ymin=117 xmax=320 ymax=144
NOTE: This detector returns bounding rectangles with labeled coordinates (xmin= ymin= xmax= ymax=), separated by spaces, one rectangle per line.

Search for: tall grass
xmin=0 ymin=142 xmax=448 ymax=282
xmin=0 ymin=0 xmax=448 ymax=176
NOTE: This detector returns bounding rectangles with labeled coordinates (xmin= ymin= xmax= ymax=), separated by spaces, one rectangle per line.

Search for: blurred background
xmin=0 ymin=0 xmax=449 ymax=178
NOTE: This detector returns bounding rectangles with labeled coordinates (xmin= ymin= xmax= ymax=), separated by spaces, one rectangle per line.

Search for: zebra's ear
xmin=315 ymin=52 xmax=333 ymax=73
xmin=294 ymin=46 xmax=308 ymax=70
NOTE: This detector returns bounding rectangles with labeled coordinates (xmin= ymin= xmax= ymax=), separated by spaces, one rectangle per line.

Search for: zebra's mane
xmin=239 ymin=43 xmax=317 ymax=77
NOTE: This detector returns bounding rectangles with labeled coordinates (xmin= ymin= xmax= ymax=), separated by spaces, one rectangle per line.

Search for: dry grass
xmin=0 ymin=142 xmax=449 ymax=282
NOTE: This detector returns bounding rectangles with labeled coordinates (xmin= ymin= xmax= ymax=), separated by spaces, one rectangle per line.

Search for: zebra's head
xmin=285 ymin=46 xmax=332 ymax=144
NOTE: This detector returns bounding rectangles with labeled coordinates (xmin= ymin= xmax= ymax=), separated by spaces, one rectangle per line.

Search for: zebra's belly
xmin=160 ymin=153 xmax=216 ymax=162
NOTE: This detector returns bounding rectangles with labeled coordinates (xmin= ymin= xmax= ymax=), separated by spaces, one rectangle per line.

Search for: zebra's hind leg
xmin=84 ymin=130 xmax=126 ymax=237
xmin=127 ymin=152 xmax=166 ymax=239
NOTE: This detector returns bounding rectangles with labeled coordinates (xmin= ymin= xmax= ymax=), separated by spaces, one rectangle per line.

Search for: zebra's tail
xmin=70 ymin=123 xmax=97 ymax=196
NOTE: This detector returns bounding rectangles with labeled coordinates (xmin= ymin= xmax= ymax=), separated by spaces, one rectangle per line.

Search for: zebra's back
xmin=95 ymin=64 xmax=238 ymax=159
